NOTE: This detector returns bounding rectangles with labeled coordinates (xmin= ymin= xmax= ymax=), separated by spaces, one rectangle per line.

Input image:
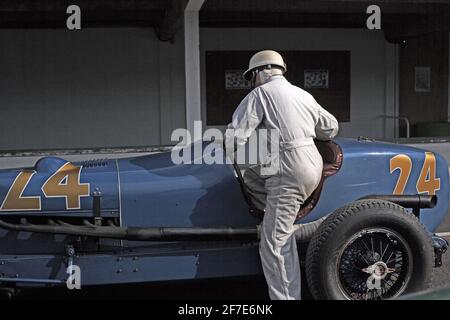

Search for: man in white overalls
xmin=225 ymin=50 xmax=339 ymax=300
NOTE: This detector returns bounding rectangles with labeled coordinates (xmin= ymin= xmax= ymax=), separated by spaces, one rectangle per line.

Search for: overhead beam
xmin=384 ymin=15 xmax=450 ymax=42
xmin=0 ymin=0 xmax=167 ymax=11
xmin=201 ymin=0 xmax=450 ymax=15
xmin=0 ymin=0 xmax=168 ymax=29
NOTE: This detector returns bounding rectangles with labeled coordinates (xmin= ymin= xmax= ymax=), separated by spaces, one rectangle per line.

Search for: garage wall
xmin=0 ymin=28 xmax=185 ymax=151
xmin=200 ymin=28 xmax=397 ymax=139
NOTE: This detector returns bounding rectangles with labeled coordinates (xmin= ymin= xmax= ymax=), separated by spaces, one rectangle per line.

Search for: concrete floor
xmin=431 ymin=208 xmax=450 ymax=292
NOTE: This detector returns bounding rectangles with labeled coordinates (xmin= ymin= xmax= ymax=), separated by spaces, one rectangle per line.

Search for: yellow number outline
xmin=389 ymin=154 xmax=412 ymax=195
xmin=0 ymin=162 xmax=90 ymax=211
xmin=0 ymin=171 xmax=42 ymax=211
xmin=416 ymin=152 xmax=441 ymax=195
xmin=41 ymin=162 xmax=90 ymax=210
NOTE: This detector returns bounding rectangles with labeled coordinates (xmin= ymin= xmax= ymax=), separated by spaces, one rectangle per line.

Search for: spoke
xmin=357 ymin=251 xmax=371 ymax=265
xmin=371 ymin=237 xmax=375 ymax=260
xmin=341 ymin=265 xmax=360 ymax=272
xmin=385 ymin=251 xmax=394 ymax=264
xmin=387 ymin=254 xmax=401 ymax=264
xmin=362 ymin=239 xmax=372 ymax=255
xmin=381 ymin=243 xmax=389 ymax=260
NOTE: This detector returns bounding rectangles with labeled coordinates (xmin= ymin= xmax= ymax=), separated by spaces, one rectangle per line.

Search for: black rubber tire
xmin=305 ymin=199 xmax=433 ymax=300
xmin=0 ymin=287 xmax=17 ymax=300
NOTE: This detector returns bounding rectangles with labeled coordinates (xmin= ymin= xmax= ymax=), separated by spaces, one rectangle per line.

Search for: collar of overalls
xmin=265 ymin=74 xmax=286 ymax=83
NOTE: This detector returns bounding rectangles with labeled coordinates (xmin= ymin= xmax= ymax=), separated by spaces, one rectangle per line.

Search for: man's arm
xmin=224 ymin=91 xmax=264 ymax=157
xmin=315 ymin=103 xmax=339 ymax=141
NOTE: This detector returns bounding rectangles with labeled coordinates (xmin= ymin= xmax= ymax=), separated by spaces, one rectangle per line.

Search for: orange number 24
xmin=0 ymin=162 xmax=89 ymax=211
xmin=390 ymin=152 xmax=440 ymax=195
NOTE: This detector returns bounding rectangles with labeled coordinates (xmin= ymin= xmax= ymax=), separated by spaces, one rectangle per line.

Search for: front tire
xmin=305 ymin=200 xmax=433 ymax=300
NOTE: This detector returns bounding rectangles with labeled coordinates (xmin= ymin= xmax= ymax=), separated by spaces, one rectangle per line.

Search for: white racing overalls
xmin=225 ymin=75 xmax=339 ymax=300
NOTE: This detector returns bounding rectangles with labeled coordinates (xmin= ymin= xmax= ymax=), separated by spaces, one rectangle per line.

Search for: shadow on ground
xmin=15 ymin=276 xmax=270 ymax=300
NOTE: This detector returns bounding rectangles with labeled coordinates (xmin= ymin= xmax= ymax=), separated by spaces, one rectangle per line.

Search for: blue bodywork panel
xmin=0 ymin=138 xmax=448 ymax=287
xmin=118 ymin=151 xmax=258 ymax=228
xmin=300 ymin=139 xmax=449 ymax=231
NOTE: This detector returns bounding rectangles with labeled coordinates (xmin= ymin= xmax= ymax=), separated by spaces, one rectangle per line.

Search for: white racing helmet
xmin=243 ymin=50 xmax=287 ymax=81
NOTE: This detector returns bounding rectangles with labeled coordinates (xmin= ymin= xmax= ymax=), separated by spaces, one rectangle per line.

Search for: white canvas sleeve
xmin=224 ymin=91 xmax=264 ymax=154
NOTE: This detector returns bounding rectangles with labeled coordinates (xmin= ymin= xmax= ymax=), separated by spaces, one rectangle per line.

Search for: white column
xmin=184 ymin=0 xmax=205 ymax=140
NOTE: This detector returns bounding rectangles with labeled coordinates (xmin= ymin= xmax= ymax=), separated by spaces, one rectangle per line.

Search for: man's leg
xmin=259 ymin=174 xmax=302 ymax=300
xmin=258 ymin=147 xmax=323 ymax=300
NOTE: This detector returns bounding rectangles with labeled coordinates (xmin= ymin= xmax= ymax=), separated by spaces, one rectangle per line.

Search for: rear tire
xmin=305 ymin=199 xmax=433 ymax=300
xmin=0 ymin=287 xmax=17 ymax=300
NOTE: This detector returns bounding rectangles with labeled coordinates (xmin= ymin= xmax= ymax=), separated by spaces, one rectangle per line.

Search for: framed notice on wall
xmin=304 ymin=70 xmax=329 ymax=89
xmin=225 ymin=70 xmax=251 ymax=90
xmin=414 ymin=67 xmax=431 ymax=92
xmin=205 ymin=51 xmax=351 ymax=126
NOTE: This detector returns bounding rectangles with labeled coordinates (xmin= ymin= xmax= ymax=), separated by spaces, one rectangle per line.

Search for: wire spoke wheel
xmin=337 ymin=228 xmax=413 ymax=300
xmin=306 ymin=200 xmax=433 ymax=300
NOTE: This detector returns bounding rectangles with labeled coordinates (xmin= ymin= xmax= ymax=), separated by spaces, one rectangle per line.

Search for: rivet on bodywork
xmin=133 ymin=268 xmax=138 ymax=272
xmin=117 ymin=269 xmax=122 ymax=274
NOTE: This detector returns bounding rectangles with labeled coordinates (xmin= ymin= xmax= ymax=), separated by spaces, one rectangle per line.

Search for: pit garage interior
xmin=1 ymin=0 xmax=450 ymax=297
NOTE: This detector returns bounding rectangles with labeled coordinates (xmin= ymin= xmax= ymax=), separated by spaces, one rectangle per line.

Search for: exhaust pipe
xmin=359 ymin=194 xmax=437 ymax=216
xmin=0 ymin=216 xmax=326 ymax=242
xmin=0 ymin=219 xmax=258 ymax=241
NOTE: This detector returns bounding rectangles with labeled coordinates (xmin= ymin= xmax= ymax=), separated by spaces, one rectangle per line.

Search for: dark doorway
xmin=399 ymin=32 xmax=449 ymax=137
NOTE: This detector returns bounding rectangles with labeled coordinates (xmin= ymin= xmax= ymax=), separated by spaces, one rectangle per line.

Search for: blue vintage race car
xmin=0 ymin=138 xmax=448 ymax=300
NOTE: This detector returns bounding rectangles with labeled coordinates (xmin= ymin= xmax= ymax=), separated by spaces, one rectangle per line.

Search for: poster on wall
xmin=414 ymin=67 xmax=431 ymax=92
xmin=304 ymin=69 xmax=329 ymax=89
xmin=225 ymin=70 xmax=251 ymax=90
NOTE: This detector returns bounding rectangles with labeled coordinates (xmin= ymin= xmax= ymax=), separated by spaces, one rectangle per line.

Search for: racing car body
xmin=0 ymin=138 xmax=448 ymax=299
